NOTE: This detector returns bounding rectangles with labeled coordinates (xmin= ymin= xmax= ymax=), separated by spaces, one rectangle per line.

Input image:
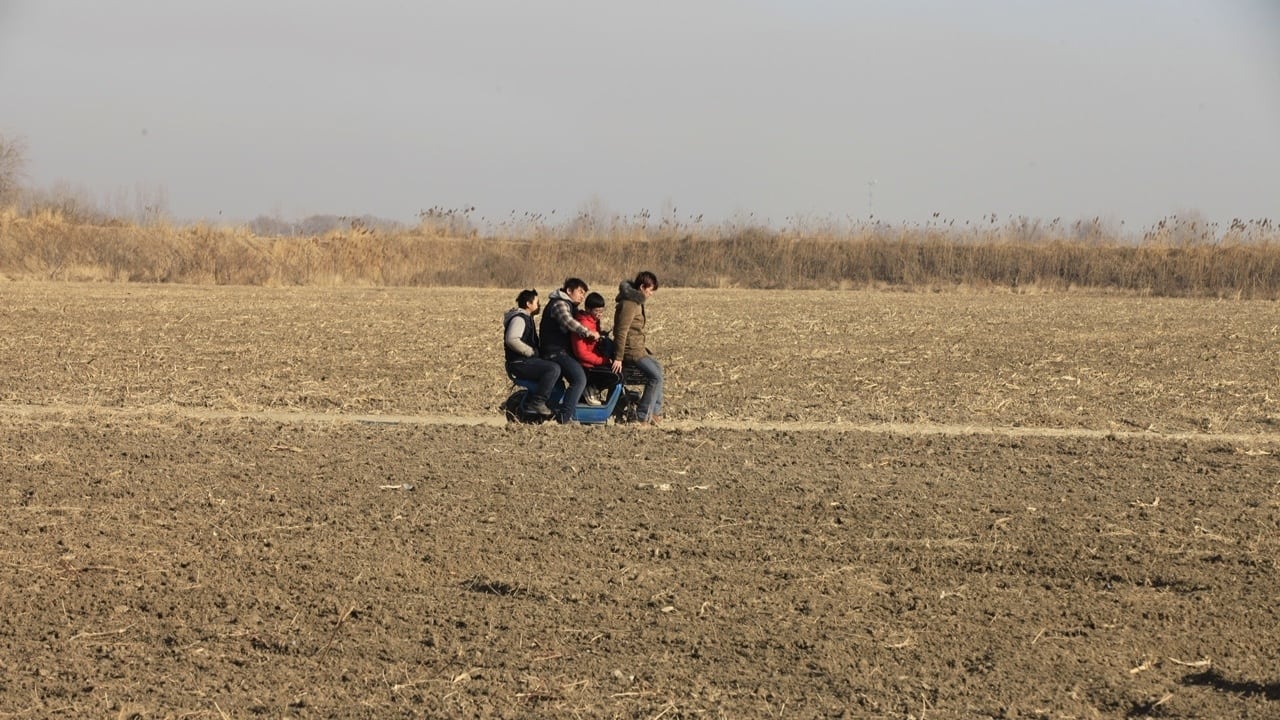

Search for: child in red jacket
xmin=571 ymin=293 xmax=618 ymax=404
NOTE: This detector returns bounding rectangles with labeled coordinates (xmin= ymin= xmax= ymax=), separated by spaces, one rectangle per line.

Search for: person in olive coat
xmin=611 ymin=271 xmax=663 ymax=425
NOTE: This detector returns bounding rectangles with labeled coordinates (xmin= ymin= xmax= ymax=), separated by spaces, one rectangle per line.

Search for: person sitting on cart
xmin=611 ymin=271 xmax=663 ymax=425
xmin=570 ymin=291 xmax=618 ymax=404
xmin=539 ymin=278 xmax=600 ymax=423
xmin=503 ymin=289 xmax=558 ymax=417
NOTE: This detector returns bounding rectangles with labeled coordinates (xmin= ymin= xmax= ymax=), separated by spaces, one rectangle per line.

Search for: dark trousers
xmin=506 ymin=358 xmax=560 ymax=403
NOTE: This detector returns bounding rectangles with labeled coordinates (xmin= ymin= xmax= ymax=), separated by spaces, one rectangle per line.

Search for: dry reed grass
xmin=1 ymin=208 xmax=1277 ymax=297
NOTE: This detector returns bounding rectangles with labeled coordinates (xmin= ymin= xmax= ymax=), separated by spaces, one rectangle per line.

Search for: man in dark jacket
xmin=503 ymin=289 xmax=558 ymax=417
xmin=539 ymin=277 xmax=599 ymax=423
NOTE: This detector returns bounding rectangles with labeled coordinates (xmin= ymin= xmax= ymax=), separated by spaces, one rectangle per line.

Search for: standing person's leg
xmin=650 ymin=358 xmax=663 ymax=419
xmin=551 ymin=352 xmax=587 ymax=423
xmin=632 ymin=355 xmax=664 ymax=422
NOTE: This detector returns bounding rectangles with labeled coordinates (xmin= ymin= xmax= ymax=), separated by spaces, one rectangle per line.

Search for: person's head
xmin=516 ymin=288 xmax=540 ymax=314
xmin=563 ymin=277 xmax=589 ymax=304
xmin=584 ymin=291 xmax=605 ymax=318
xmin=633 ymin=271 xmax=659 ymax=299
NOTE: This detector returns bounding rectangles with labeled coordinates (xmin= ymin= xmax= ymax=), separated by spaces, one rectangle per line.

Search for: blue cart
xmin=503 ymin=368 xmax=640 ymax=425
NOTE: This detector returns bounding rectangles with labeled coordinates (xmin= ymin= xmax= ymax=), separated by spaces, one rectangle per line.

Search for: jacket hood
xmin=616 ymin=280 xmax=645 ymax=304
xmin=548 ymin=288 xmax=574 ymax=303
xmin=503 ymin=307 xmax=527 ymax=325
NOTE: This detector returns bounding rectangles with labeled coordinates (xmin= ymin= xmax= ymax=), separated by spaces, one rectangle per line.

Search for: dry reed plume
xmin=1 ymin=208 xmax=1277 ymax=298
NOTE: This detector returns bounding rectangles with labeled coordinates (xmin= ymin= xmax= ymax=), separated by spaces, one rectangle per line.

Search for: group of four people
xmin=503 ymin=271 xmax=664 ymax=425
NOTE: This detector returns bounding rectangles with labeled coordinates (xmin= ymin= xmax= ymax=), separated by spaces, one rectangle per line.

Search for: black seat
xmin=621 ymin=366 xmax=648 ymax=386
xmin=585 ymin=367 xmax=622 ymax=386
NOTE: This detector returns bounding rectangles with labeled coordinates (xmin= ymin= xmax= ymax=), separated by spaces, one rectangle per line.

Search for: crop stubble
xmin=0 ymin=282 xmax=1278 ymax=718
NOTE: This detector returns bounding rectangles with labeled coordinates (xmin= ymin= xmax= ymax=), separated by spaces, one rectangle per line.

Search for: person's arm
xmin=553 ymin=300 xmax=596 ymax=338
xmin=572 ymin=332 xmax=608 ymax=366
xmin=569 ymin=332 xmax=590 ymax=365
xmin=612 ymin=301 xmax=639 ymax=361
xmin=504 ymin=315 xmax=536 ymax=357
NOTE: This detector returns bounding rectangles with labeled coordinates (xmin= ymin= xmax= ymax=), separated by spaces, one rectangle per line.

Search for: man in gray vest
xmin=503 ymin=289 xmax=558 ymax=417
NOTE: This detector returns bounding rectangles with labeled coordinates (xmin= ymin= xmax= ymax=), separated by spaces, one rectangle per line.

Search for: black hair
xmin=563 ymin=277 xmax=589 ymax=293
xmin=633 ymin=271 xmax=659 ymax=291
xmin=515 ymin=288 xmax=538 ymax=309
xmin=584 ymin=292 xmax=605 ymax=309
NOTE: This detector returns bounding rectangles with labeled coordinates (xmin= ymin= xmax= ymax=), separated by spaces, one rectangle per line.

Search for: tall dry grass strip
xmin=0 ymin=209 xmax=1277 ymax=297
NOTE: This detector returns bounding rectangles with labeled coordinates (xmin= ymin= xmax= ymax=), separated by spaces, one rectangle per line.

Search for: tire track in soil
xmin=2 ymin=403 xmax=1278 ymax=445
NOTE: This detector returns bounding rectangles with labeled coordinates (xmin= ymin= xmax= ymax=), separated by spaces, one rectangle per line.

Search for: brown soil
xmin=1 ymin=282 xmax=1278 ymax=718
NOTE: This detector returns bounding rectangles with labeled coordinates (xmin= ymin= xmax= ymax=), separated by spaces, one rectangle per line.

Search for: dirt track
xmin=3 ymin=401 xmax=1278 ymax=444
xmin=1 ymin=283 xmax=1278 ymax=718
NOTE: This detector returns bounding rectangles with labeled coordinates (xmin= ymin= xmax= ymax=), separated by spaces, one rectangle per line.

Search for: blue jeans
xmin=629 ymin=355 xmax=663 ymax=421
xmin=546 ymin=351 xmax=586 ymax=423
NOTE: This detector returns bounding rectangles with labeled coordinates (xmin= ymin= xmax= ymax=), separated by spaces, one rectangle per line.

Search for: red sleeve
xmin=570 ymin=313 xmax=607 ymax=366
xmin=570 ymin=332 xmax=608 ymax=367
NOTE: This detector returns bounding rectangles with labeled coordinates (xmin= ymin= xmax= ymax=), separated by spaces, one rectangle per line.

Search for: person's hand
xmin=610 ymin=359 xmax=623 ymax=374
xmin=588 ymin=330 xmax=601 ymax=340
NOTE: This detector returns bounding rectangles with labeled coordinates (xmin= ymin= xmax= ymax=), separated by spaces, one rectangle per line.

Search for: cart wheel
xmin=613 ymin=390 xmax=642 ymax=423
xmin=502 ymin=389 xmax=529 ymax=423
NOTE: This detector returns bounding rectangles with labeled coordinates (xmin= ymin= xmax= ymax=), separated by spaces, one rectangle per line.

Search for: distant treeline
xmin=1 ymin=209 xmax=1278 ymax=298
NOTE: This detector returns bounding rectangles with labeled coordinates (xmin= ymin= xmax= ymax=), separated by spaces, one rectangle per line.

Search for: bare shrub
xmin=0 ymin=134 xmax=26 ymax=208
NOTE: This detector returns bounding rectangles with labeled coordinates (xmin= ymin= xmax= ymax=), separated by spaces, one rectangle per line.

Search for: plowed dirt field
xmin=1 ymin=282 xmax=1278 ymax=718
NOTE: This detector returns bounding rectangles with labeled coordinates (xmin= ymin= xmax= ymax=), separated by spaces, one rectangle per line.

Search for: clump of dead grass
xmin=1 ymin=209 xmax=1277 ymax=297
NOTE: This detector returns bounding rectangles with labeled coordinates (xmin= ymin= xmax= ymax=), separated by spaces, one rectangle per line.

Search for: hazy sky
xmin=2 ymin=1 xmax=1277 ymax=229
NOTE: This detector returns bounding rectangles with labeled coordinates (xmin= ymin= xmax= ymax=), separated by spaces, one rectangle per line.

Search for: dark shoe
xmin=525 ymin=398 xmax=554 ymax=417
